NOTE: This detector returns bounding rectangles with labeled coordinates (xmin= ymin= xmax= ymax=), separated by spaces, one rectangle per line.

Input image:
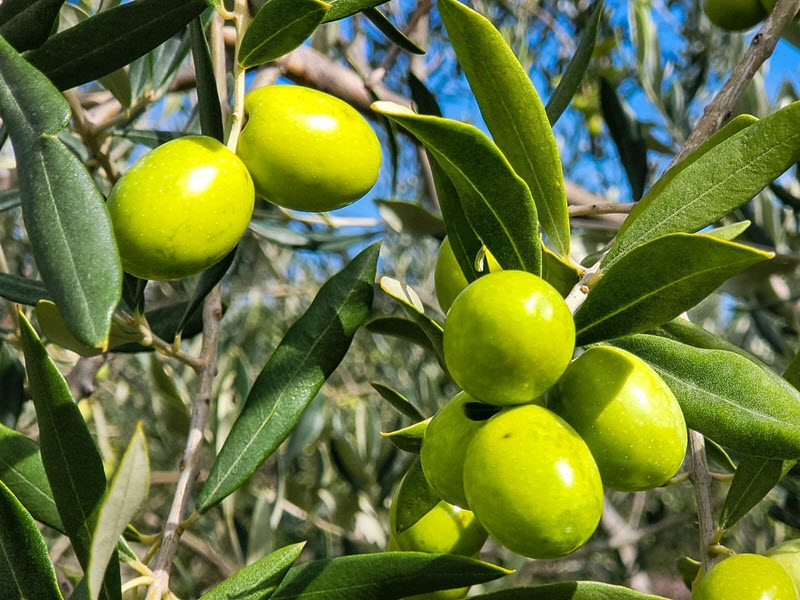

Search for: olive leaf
xmin=270 ymin=553 xmax=511 ymax=599
xmin=0 ymin=0 xmax=64 ymax=52
xmin=366 ymin=317 xmax=437 ymax=356
xmin=718 ymin=455 xmax=793 ymax=532
xmin=392 ymin=459 xmax=440 ymax=534
xmin=469 ymin=582 xmax=669 ymax=599
xmin=381 ymin=420 xmax=429 ymax=454
xmin=438 ymin=0 xmax=569 ymax=257
xmin=196 ymin=243 xmax=379 ymax=512
xmin=373 ymin=102 xmax=542 ymax=275
xmin=0 ymin=273 xmax=49 ymax=306
xmin=364 ymin=8 xmax=425 ymax=54
xmin=370 ymin=383 xmax=425 ymax=422
xmin=575 ymin=233 xmax=772 ymax=344
xmin=323 ymin=0 xmax=388 ymax=22
xmin=238 ymin=0 xmax=330 ymax=68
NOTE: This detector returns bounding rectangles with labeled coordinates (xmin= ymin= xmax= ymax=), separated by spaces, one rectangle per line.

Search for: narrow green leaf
xmin=17 ymin=314 xmax=121 ymax=600
xmin=0 ymin=36 xmax=122 ymax=348
xmin=379 ymin=277 xmax=445 ymax=368
xmin=609 ymin=334 xmax=800 ymax=459
xmin=87 ymin=425 xmax=149 ymax=600
xmin=704 ymin=221 xmax=751 ymax=241
xmin=364 ymin=8 xmax=424 ymax=54
xmin=599 ymin=77 xmax=649 ymax=201
xmin=617 ymin=115 xmax=757 ymax=241
xmin=375 ymin=199 xmax=445 ymax=238
xmin=653 ymin=317 xmax=768 ymax=368
xmin=785 ymin=348 xmax=800 ymax=390
xmin=0 ymin=0 xmax=64 ymax=52
xmin=575 ymin=233 xmax=772 ymax=344
xmin=607 ymin=102 xmax=800 ymax=266
xmin=438 ymin=0 xmax=569 ymax=256
xmin=0 ymin=480 xmax=63 ymax=600
xmin=370 ymin=383 xmax=425 ymax=422
xmin=381 ymin=419 xmax=429 ymax=454
xmin=111 ymin=129 xmax=184 ymax=148
xmin=200 ymin=542 xmax=305 ymax=600
xmin=239 ymin=0 xmax=330 ymax=68
xmin=271 ymin=553 xmax=511 ymax=599
xmin=26 ymin=0 xmax=206 ymax=91
xmin=366 ymin=316 xmax=436 ymax=354
xmin=323 ymin=0 xmax=388 ymax=22
xmin=392 ymin=459 xmax=440 ymax=534
xmin=676 ymin=556 xmax=701 ymax=591
xmin=176 ymin=248 xmax=235 ymax=335
xmin=189 ymin=16 xmax=223 ymax=142
xmin=0 ymin=273 xmax=49 ymax=305
xmin=197 ymin=244 xmax=379 ymax=512
xmin=545 ymin=0 xmax=604 ymax=125
xmin=705 ymin=438 xmax=737 ymax=474
xmin=249 ymin=221 xmax=379 ymax=252
xmin=373 ymin=102 xmax=542 ymax=275
xmin=718 ymin=455 xmax=793 ymax=532
xmin=469 ymin=582 xmax=668 ymax=599
xmin=0 ymin=425 xmax=62 ymax=531
xmin=0 ymin=344 xmax=25 ymax=429
xmin=0 ymin=187 xmax=20 ymax=212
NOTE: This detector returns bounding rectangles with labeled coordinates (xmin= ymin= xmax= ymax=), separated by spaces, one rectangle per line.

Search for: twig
xmin=670 ymin=0 xmax=800 ymax=167
xmin=688 ymin=430 xmax=720 ymax=571
xmin=568 ymin=202 xmax=636 ymax=218
xmin=66 ymin=356 xmax=106 ymax=400
xmin=63 ymin=89 xmax=121 ymax=183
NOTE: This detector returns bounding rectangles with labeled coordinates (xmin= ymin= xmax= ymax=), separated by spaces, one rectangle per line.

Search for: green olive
xmin=692 ymin=554 xmax=799 ymax=599
xmin=107 ymin=136 xmax=254 ymax=280
xmin=767 ymin=540 xmax=800 ymax=589
xmin=549 ymin=346 xmax=687 ymax=491
xmin=443 ymin=270 xmax=575 ymax=405
xmin=463 ymin=404 xmax=603 ymax=559
xmin=434 ymin=237 xmax=500 ymax=314
xmin=705 ymin=0 xmax=766 ymax=31
xmin=420 ymin=392 xmax=487 ymax=508
xmin=760 ymin=0 xmax=800 ymax=19
xmin=237 ymin=85 xmax=382 ymax=212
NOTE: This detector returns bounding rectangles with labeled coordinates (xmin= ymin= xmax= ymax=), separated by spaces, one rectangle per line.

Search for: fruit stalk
xmin=688 ymin=430 xmax=721 ymax=572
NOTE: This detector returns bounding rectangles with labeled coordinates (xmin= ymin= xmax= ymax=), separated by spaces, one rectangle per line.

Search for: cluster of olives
xmin=106 ymin=85 xmax=382 ymax=281
xmin=391 ymin=238 xmax=688 ymax=569
xmin=705 ymin=0 xmax=798 ymax=32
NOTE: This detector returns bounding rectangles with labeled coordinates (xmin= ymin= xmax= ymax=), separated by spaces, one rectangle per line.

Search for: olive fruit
xmin=107 ymin=136 xmax=254 ymax=280
xmin=463 ymin=404 xmax=603 ymax=559
xmin=443 ymin=270 xmax=575 ymax=405
xmin=434 ymin=237 xmax=500 ymax=314
xmin=705 ymin=0 xmax=766 ymax=31
xmin=549 ymin=346 xmax=687 ymax=491
xmin=237 ymin=85 xmax=382 ymax=212
xmin=691 ymin=553 xmax=799 ymax=599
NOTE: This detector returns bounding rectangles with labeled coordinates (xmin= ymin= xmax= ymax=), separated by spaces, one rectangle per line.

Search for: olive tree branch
xmin=689 ymin=429 xmax=721 ymax=572
xmin=670 ymin=0 xmax=800 ymax=167
xmin=144 ymin=7 xmax=247 ymax=596
xmin=63 ymin=89 xmax=121 ymax=183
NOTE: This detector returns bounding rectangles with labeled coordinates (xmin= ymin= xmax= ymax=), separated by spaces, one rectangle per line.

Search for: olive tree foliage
xmin=1 ymin=0 xmax=800 ymax=598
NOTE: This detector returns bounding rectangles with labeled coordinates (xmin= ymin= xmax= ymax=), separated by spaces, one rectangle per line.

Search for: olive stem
xmin=567 ymin=202 xmax=636 ymax=218
xmin=226 ymin=0 xmax=252 ymax=153
xmin=688 ymin=429 xmax=721 ymax=572
xmin=63 ymin=89 xmax=121 ymax=183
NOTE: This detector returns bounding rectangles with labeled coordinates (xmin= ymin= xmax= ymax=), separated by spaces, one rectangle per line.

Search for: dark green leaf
xmin=0 ymin=424 xmax=62 ymax=531
xmin=0 ymin=273 xmax=49 ymax=306
xmin=0 ymin=187 xmax=20 ymax=212
xmin=676 ymin=556 xmax=701 ymax=591
xmin=705 ymin=438 xmax=737 ymax=474
xmin=26 ymin=0 xmax=206 ymax=91
xmin=438 ymin=0 xmax=569 ymax=256
xmin=381 ymin=420 xmax=428 ymax=454
xmin=249 ymin=221 xmax=379 ymax=252
xmin=470 ymin=582 xmax=668 ymax=599
xmin=718 ymin=455 xmax=793 ymax=532
xmin=607 ymin=102 xmax=800 ymax=266
xmin=87 ymin=425 xmax=149 ymax=600
xmin=189 ymin=16 xmax=223 ymax=142
xmin=199 ymin=542 xmax=305 ymax=600
xmin=239 ymin=0 xmax=329 ymax=68
xmin=609 ymin=334 xmax=800 ymax=459
xmin=323 ymin=0 xmax=388 ymax=22
xmin=197 ymin=244 xmax=379 ymax=512
xmin=0 ymin=344 xmax=24 ymax=428
xmin=111 ymin=129 xmax=184 ymax=148
xmin=370 ymin=383 xmax=424 ymax=421
xmin=0 ymin=36 xmax=121 ymax=348
xmin=545 ymin=1 xmax=604 ymax=125
xmin=575 ymin=234 xmax=772 ymax=345
xmin=375 ymin=199 xmax=445 ymax=238
xmin=0 ymin=0 xmax=63 ymax=52
xmin=653 ymin=317 xmax=768 ymax=368
xmin=364 ymin=8 xmax=424 ymax=54
xmin=366 ymin=317 xmax=436 ymax=356
xmin=177 ymin=248 xmax=235 ymax=334
xmin=271 ymin=553 xmax=510 ymax=599
xmin=599 ymin=77 xmax=649 ymax=201
xmin=18 ymin=314 xmax=121 ymax=600
xmin=542 ymin=243 xmax=581 ymax=297
xmin=392 ymin=459 xmax=440 ymax=534
xmin=0 ymin=480 xmax=62 ymax=600
xmin=373 ymin=102 xmax=541 ymax=275
xmin=121 ymin=274 xmax=146 ymax=315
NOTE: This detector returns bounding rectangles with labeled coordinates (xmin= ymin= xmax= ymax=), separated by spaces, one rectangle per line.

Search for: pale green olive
xmin=107 ymin=136 xmax=254 ymax=280
xmin=434 ymin=237 xmax=500 ymax=314
xmin=549 ymin=346 xmax=687 ymax=491
xmin=692 ymin=554 xmax=799 ymax=599
xmin=463 ymin=404 xmax=603 ymax=559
